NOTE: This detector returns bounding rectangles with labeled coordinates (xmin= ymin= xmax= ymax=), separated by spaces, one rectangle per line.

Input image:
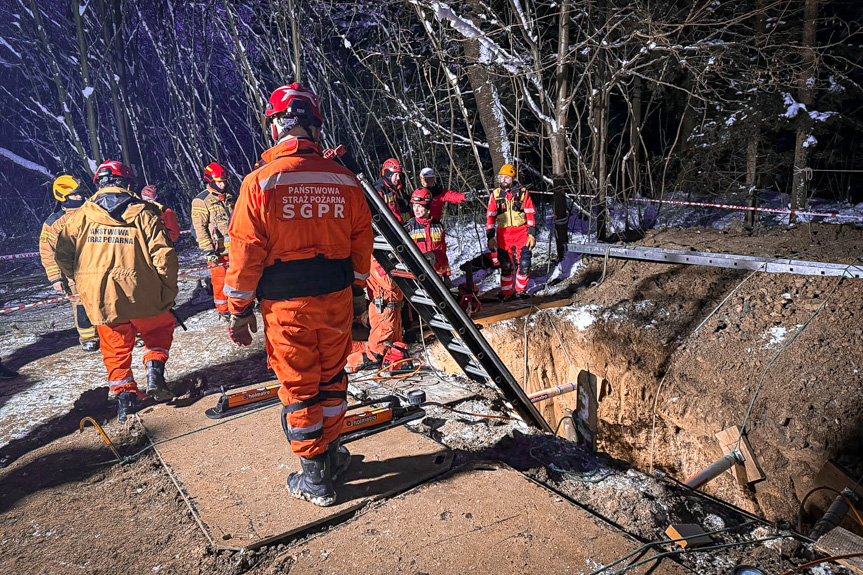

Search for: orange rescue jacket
xmin=225 ymin=137 xmax=374 ymax=313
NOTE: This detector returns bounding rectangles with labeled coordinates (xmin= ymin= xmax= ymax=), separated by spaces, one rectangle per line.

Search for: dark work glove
xmin=228 ymin=306 xmax=257 ymax=347
xmin=352 ymin=285 xmax=367 ymax=317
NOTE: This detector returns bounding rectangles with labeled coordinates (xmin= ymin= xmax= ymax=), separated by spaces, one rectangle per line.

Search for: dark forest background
xmin=0 ymin=0 xmax=861 ymax=240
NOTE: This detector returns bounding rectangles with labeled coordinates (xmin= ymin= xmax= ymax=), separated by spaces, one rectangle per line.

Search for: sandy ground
xmin=0 ymin=223 xmax=860 ymax=574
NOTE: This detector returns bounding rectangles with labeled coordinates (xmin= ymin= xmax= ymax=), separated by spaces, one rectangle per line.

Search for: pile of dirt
xmin=431 ymin=223 xmax=863 ymax=527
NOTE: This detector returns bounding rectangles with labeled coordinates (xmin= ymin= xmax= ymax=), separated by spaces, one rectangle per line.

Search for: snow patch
xmin=559 ymin=305 xmax=601 ymax=331
xmin=781 ymin=92 xmax=806 ymax=118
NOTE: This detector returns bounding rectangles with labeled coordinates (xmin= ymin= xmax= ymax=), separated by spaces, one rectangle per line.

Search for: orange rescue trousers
xmin=96 ymin=310 xmax=175 ymax=396
xmin=208 ymin=255 xmax=229 ymax=313
xmin=263 ymin=288 xmax=352 ymax=459
xmin=347 ymin=260 xmax=403 ymax=370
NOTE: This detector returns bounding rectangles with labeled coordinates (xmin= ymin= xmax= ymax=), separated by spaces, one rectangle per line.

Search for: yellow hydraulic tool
xmin=79 ymin=417 xmax=123 ymax=463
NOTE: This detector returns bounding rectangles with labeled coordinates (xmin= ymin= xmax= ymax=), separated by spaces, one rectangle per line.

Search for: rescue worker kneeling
xmin=225 ymin=83 xmax=373 ymax=507
xmin=55 ymin=160 xmax=179 ymax=423
xmin=346 ymin=255 xmax=404 ymax=373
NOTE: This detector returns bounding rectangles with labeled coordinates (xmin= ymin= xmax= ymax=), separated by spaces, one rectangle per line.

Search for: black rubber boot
xmin=287 ymin=453 xmax=336 ymax=507
xmin=117 ymin=392 xmax=137 ymax=424
xmin=328 ymin=436 xmax=351 ymax=481
xmin=146 ymin=360 xmax=174 ymax=401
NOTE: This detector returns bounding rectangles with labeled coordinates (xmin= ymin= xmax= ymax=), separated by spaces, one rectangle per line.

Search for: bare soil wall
xmin=433 ymin=223 xmax=863 ymax=523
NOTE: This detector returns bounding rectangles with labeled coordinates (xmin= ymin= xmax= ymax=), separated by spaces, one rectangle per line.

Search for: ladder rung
xmin=447 ymin=341 xmax=472 ymax=356
xmin=409 ymin=294 xmax=436 ymax=307
xmin=374 ymin=242 xmax=393 ymax=251
xmin=429 ymin=318 xmax=453 ymax=331
xmin=464 ymin=362 xmax=488 ymax=379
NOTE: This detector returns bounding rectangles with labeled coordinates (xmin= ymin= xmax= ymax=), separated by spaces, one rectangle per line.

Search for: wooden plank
xmin=281 ymin=462 xmax=690 ymax=574
xmin=138 ymin=398 xmax=453 ymax=550
xmin=576 ymin=370 xmax=600 ymax=451
xmin=815 ymin=527 xmax=863 ymax=574
xmin=715 ymin=426 xmax=765 ymax=485
xmin=473 ymin=296 xmax=572 ymax=327
xmin=814 ymin=461 xmax=863 ymax=501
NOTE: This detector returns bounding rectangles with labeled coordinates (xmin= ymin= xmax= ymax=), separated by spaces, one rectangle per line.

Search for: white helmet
xmin=420 ymin=167 xmax=435 ymax=179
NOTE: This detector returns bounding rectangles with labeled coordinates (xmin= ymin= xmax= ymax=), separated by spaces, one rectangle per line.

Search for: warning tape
xmin=0 ymin=295 xmax=70 ymax=315
xmin=0 ymin=262 xmax=226 ymax=315
xmin=630 ymin=197 xmax=863 ymax=221
xmin=0 ymin=252 xmax=40 ymax=261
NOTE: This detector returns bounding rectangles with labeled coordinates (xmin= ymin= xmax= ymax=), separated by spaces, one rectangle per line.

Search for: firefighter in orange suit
xmin=191 ymin=162 xmax=234 ymax=320
xmin=55 ymin=160 xmax=179 ymax=424
xmin=346 ymin=255 xmax=403 ymax=373
xmin=486 ymin=164 xmax=536 ymax=299
xmin=225 ymin=83 xmax=373 ymax=507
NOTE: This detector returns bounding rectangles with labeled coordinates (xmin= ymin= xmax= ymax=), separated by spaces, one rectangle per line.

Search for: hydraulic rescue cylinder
xmin=808 ymin=488 xmax=860 ymax=541
xmin=528 ymin=382 xmax=577 ymax=403
xmin=684 ymin=449 xmax=744 ymax=490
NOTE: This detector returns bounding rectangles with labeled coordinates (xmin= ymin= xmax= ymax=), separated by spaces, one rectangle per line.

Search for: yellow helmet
xmin=498 ymin=164 xmax=516 ymax=178
xmin=53 ymin=175 xmax=81 ymax=203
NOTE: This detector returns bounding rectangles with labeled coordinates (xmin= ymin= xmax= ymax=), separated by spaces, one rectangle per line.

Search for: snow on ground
xmin=0 ymin=275 xmax=264 ymax=451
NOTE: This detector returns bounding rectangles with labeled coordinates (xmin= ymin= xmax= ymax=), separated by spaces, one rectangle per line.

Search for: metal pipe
xmin=684 ymin=450 xmax=744 ymax=489
xmin=808 ymin=488 xmax=860 ymax=541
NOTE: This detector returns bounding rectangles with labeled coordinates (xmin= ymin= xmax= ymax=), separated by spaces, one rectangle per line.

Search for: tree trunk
xmin=745 ymin=134 xmax=759 ymax=226
xmin=97 ymin=0 xmax=133 ymax=168
xmin=790 ymin=0 xmax=818 ymax=220
xmin=550 ymin=0 xmax=571 ymax=260
xmin=72 ymin=0 xmax=100 ymax=171
xmin=27 ymin=0 xmax=90 ymax=169
xmin=628 ymin=76 xmax=642 ymax=198
xmin=464 ymin=38 xmax=510 ymax=174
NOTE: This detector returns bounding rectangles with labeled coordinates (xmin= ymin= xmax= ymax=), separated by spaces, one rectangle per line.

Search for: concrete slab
xmin=282 ymin=462 xmax=690 ymax=574
xmin=138 ymin=400 xmax=453 ymax=551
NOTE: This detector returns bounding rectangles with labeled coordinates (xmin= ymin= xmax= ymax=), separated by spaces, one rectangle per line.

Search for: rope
xmin=735 ymin=270 xmax=846 ymax=450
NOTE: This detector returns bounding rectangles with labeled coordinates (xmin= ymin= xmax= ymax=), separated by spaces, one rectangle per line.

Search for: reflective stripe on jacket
xmin=191 ymin=187 xmax=233 ymax=254
xmin=406 ymin=216 xmax=449 ymax=276
xmin=485 ymin=185 xmax=536 ymax=237
xmin=39 ymin=208 xmax=77 ymax=283
xmin=225 ymin=137 xmax=374 ymax=313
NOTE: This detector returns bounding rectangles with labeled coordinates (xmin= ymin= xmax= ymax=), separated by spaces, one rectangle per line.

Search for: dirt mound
xmin=431 ymin=223 xmax=863 ymax=525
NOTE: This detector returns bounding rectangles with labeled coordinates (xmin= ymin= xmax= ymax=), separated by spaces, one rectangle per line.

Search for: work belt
xmin=258 ymin=255 xmax=352 ymax=300
xmin=373 ymin=296 xmax=404 ymax=313
xmin=280 ymin=370 xmax=348 ymax=443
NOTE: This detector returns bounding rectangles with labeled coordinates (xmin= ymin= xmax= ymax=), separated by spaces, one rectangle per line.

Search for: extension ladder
xmin=344 ymin=162 xmax=551 ymax=432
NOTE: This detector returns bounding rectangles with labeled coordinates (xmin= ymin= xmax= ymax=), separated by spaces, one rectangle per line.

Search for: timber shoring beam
xmin=569 ymin=242 xmax=863 ymax=279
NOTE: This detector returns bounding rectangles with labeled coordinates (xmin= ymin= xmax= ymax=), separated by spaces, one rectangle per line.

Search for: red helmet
xmin=381 ymin=158 xmax=402 ymax=177
xmin=410 ymin=188 xmax=432 ymax=207
xmin=93 ymin=160 xmax=135 ymax=185
xmin=265 ymin=83 xmax=324 ymax=125
xmin=204 ymin=162 xmax=229 ymax=182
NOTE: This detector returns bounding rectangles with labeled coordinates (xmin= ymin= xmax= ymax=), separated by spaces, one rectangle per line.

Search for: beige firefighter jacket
xmin=55 ymin=186 xmax=179 ymax=325
xmin=191 ymin=186 xmax=233 ymax=255
xmin=39 ymin=207 xmax=79 ymax=284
